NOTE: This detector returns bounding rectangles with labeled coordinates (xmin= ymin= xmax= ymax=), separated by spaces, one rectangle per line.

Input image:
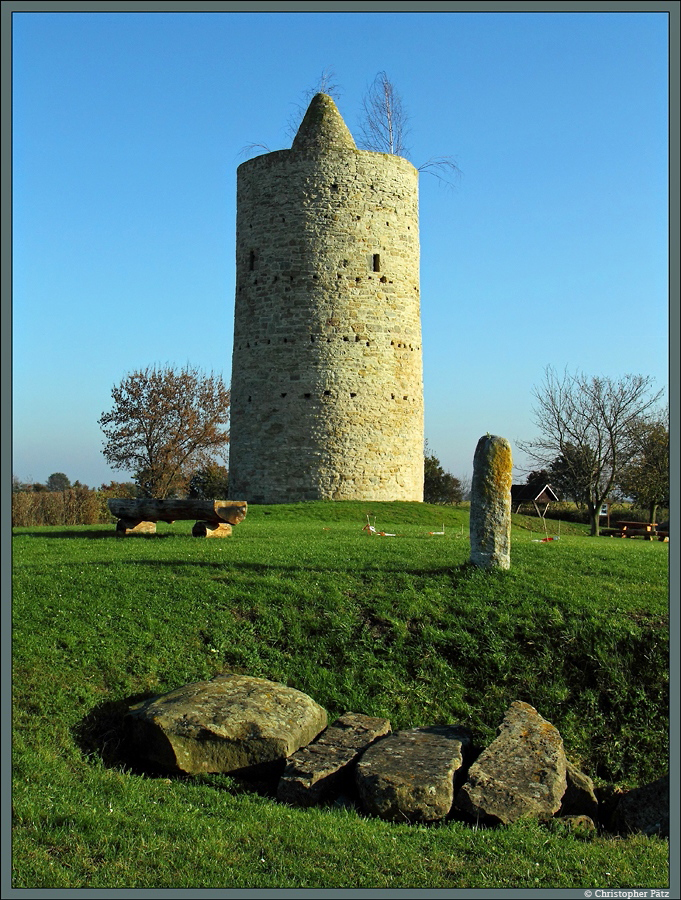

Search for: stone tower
xmin=228 ymin=93 xmax=423 ymax=503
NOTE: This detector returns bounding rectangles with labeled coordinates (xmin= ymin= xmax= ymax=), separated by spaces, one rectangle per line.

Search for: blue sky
xmin=11 ymin=8 xmax=670 ymax=487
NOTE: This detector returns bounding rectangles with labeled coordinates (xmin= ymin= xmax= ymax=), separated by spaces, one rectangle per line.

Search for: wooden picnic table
xmin=605 ymin=521 xmax=659 ymax=540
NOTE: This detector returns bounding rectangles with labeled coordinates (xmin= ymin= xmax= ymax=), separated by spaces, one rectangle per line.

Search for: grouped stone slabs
xmin=277 ymin=712 xmax=391 ymax=807
xmin=355 ymin=725 xmax=474 ymax=824
xmin=122 ymin=680 xmax=666 ymax=836
xmin=455 ymin=701 xmax=567 ymax=825
xmin=125 ymin=674 xmax=327 ymax=776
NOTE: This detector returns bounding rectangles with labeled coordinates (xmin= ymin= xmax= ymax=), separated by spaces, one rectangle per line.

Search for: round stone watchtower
xmin=228 ymin=94 xmax=424 ymax=503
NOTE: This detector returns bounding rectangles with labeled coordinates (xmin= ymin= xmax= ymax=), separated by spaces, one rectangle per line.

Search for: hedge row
xmin=11 ymin=488 xmax=118 ymax=527
xmin=540 ymin=503 xmax=668 ymax=525
xmin=12 ymin=491 xmax=668 ymax=529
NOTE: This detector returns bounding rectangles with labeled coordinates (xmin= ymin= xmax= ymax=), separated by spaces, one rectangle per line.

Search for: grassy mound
xmin=12 ymin=502 xmax=669 ymax=889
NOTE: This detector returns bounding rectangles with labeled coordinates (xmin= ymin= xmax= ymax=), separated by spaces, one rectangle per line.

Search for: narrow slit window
xmin=372 ymin=254 xmax=381 ymax=273
xmin=249 ymin=251 xmax=256 ymax=271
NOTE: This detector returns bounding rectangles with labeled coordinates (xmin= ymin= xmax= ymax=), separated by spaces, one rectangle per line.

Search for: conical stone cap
xmin=291 ymin=93 xmax=356 ymax=154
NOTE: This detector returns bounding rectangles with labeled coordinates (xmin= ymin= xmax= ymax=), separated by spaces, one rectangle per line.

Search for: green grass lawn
xmin=12 ymin=502 xmax=670 ymax=889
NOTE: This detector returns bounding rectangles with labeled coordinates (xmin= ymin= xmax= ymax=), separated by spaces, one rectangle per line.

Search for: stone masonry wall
xmin=229 ymin=96 xmax=423 ymax=503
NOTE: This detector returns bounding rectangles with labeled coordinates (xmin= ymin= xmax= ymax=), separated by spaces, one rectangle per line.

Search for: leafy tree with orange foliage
xmin=99 ymin=365 xmax=230 ymax=498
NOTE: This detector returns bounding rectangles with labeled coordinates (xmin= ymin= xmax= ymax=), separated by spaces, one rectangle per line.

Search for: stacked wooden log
xmin=107 ymin=499 xmax=247 ymax=537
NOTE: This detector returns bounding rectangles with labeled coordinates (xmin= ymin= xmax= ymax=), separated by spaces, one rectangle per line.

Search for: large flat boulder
xmin=355 ymin=725 xmax=473 ymax=823
xmin=277 ymin=712 xmax=391 ymax=807
xmin=125 ymin=674 xmax=327 ymax=775
xmin=455 ymin=701 xmax=567 ymax=825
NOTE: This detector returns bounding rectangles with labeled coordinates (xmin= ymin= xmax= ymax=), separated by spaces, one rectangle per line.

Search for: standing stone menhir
xmin=469 ymin=434 xmax=513 ymax=570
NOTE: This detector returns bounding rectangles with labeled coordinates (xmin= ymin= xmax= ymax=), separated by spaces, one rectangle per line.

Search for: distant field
xmin=12 ymin=502 xmax=669 ymax=889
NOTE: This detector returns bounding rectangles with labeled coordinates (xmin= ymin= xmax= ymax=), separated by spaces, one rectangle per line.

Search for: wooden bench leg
xmin=116 ymin=519 xmax=157 ymax=535
xmin=192 ymin=521 xmax=233 ymax=538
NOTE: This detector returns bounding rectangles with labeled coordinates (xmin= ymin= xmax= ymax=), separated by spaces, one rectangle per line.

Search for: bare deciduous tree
xmin=357 ymin=71 xmax=461 ymax=187
xmin=99 ymin=365 xmax=230 ymax=499
xmin=357 ymin=70 xmax=411 ymax=156
xmin=519 ymin=366 xmax=663 ymax=535
xmin=286 ymin=67 xmax=343 ymax=139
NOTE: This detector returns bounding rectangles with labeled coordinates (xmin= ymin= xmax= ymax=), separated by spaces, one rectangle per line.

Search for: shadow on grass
xmin=42 ymin=557 xmax=488 ymax=584
xmin=12 ymin=529 xmax=178 ymax=540
xmin=72 ymin=692 xmax=162 ymax=774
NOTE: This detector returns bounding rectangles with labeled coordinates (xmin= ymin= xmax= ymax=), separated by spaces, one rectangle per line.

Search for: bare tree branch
xmin=286 ymin=67 xmax=343 ymax=139
xmin=417 ymin=156 xmax=463 ymax=190
xmin=236 ymin=142 xmax=273 ymax=161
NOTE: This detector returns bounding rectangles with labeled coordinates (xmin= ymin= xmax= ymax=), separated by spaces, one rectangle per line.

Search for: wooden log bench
xmin=107 ymin=499 xmax=247 ymax=538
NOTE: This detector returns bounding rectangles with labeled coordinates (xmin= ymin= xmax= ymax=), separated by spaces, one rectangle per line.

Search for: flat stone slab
xmin=277 ymin=712 xmax=391 ymax=807
xmin=455 ymin=701 xmax=567 ymax=825
xmin=125 ymin=673 xmax=327 ymax=775
xmin=355 ymin=725 xmax=473 ymax=823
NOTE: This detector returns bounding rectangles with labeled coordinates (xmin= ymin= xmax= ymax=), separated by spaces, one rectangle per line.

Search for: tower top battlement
xmin=291 ymin=93 xmax=357 ymax=155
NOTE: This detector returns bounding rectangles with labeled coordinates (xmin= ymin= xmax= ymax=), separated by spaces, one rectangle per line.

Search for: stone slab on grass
xmin=455 ymin=701 xmax=567 ymax=825
xmin=277 ymin=712 xmax=391 ymax=807
xmin=355 ymin=725 xmax=473 ymax=823
xmin=125 ymin=673 xmax=327 ymax=775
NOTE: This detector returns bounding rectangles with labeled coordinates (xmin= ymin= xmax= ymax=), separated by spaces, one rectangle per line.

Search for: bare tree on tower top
xmin=357 ymin=71 xmax=461 ymax=187
xmin=358 ymin=70 xmax=411 ymax=156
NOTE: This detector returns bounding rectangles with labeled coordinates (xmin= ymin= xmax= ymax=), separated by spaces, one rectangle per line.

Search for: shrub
xmin=12 ymin=487 xmax=102 ymax=527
